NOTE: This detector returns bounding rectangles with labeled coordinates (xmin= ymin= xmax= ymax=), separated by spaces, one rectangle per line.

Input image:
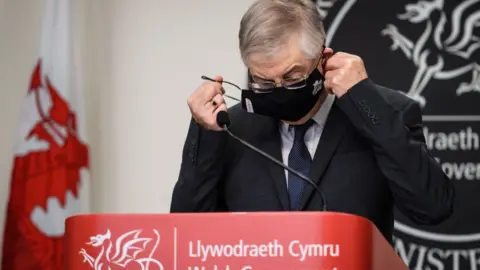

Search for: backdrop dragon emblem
xmin=381 ymin=0 xmax=480 ymax=107
xmin=79 ymin=229 xmax=164 ymax=270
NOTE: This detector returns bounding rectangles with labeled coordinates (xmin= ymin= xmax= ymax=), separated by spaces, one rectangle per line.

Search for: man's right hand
xmin=187 ymin=75 xmax=227 ymax=131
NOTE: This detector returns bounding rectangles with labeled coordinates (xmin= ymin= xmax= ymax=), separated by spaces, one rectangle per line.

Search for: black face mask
xmin=241 ymin=68 xmax=325 ymax=122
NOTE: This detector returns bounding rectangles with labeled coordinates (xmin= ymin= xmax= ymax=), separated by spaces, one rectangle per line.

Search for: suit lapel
xmin=258 ymin=121 xmax=290 ymax=210
xmin=299 ymin=102 xmax=348 ymax=210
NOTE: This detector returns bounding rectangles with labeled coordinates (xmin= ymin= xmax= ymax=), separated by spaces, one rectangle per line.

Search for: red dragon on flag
xmin=2 ymin=59 xmax=89 ymax=269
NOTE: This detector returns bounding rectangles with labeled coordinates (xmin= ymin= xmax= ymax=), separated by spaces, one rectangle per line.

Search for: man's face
xmin=246 ymin=41 xmax=332 ymax=125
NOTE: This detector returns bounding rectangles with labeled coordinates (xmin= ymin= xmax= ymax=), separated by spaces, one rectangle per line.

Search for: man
xmin=170 ymin=0 xmax=454 ymax=241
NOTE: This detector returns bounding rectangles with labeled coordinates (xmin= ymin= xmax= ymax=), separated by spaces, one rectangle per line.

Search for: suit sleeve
xmin=170 ymin=118 xmax=227 ymax=212
xmin=335 ymin=78 xmax=455 ymax=225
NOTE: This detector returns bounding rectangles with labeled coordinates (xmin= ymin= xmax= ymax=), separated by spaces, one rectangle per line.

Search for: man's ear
xmin=323 ymin=47 xmax=334 ymax=57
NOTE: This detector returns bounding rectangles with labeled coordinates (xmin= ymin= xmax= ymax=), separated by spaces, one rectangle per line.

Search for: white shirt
xmin=280 ymin=94 xmax=336 ymax=185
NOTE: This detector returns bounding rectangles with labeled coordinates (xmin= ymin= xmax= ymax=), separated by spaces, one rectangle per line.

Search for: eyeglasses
xmin=200 ymin=51 xmax=323 ymax=101
xmin=248 ymin=52 xmax=323 ymax=93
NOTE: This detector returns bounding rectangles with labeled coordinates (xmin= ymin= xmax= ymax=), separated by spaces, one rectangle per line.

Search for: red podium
xmin=65 ymin=212 xmax=407 ymax=270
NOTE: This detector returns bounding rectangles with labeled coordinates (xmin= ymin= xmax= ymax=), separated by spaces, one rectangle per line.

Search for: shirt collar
xmin=281 ymin=93 xmax=336 ymax=134
xmin=311 ymin=93 xmax=335 ymax=128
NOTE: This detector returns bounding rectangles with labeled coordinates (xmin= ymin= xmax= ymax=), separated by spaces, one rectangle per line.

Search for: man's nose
xmin=273 ymin=79 xmax=283 ymax=87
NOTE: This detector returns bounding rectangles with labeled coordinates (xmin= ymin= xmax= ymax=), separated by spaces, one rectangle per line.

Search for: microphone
xmin=216 ymin=111 xmax=327 ymax=211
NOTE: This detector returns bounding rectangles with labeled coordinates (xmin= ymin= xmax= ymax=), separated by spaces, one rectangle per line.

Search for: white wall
xmin=0 ymin=0 xmax=253 ymax=258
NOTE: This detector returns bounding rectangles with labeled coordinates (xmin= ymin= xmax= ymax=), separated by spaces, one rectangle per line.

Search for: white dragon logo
xmin=382 ymin=0 xmax=480 ymax=107
xmin=79 ymin=229 xmax=164 ymax=270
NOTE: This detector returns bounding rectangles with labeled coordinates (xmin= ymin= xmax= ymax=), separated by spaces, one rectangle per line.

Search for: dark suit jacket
xmin=170 ymin=78 xmax=455 ymax=241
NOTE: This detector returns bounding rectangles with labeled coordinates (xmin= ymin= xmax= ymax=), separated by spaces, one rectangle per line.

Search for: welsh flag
xmin=2 ymin=0 xmax=90 ymax=268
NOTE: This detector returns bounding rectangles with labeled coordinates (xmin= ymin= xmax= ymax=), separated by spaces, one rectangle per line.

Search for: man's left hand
xmin=324 ymin=52 xmax=368 ymax=98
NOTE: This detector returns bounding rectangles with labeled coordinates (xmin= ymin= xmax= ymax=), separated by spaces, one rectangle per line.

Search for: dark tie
xmin=288 ymin=119 xmax=314 ymax=211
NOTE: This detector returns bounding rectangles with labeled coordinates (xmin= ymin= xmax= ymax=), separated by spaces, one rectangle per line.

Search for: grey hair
xmin=239 ymin=0 xmax=325 ymax=65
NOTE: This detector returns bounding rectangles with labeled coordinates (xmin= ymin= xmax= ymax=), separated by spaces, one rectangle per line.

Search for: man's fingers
xmin=214 ymin=103 xmax=228 ymax=116
xmin=212 ymin=94 xmax=225 ymax=106
xmin=324 ymin=70 xmax=339 ymax=91
xmin=324 ymin=69 xmax=340 ymax=80
xmin=324 ymin=70 xmax=340 ymax=94
xmin=194 ymin=75 xmax=224 ymax=102
xmin=333 ymin=52 xmax=352 ymax=58
xmin=324 ymin=56 xmax=344 ymax=71
xmin=324 ymin=78 xmax=333 ymax=93
xmin=204 ymin=104 xmax=226 ymax=130
xmin=188 ymin=75 xmax=229 ymax=131
xmin=212 ymin=75 xmax=225 ymax=94
xmin=197 ymin=83 xmax=223 ymax=105
xmin=210 ymin=94 xmax=225 ymax=112
xmin=213 ymin=75 xmax=223 ymax=83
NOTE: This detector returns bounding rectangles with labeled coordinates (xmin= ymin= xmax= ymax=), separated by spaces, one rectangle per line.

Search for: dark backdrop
xmin=246 ymin=0 xmax=480 ymax=268
xmin=315 ymin=0 xmax=480 ymax=269
xmin=248 ymin=0 xmax=480 ymax=270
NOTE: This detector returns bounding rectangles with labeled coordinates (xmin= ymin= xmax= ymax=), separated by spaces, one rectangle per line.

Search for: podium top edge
xmin=66 ymin=211 xmax=371 ymax=223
